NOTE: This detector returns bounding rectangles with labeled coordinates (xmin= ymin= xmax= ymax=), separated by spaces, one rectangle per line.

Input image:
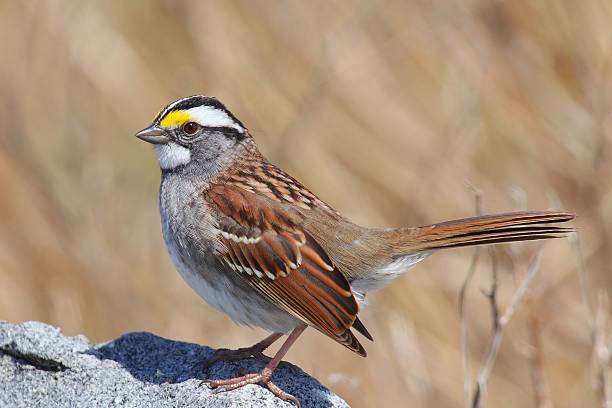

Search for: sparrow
xmin=135 ymin=95 xmax=574 ymax=406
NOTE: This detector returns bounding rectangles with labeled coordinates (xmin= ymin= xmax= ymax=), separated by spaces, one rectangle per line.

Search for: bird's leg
xmin=202 ymin=332 xmax=283 ymax=369
xmin=203 ymin=326 xmax=306 ymax=407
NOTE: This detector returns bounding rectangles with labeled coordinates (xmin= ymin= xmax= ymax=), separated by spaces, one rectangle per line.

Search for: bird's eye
xmin=182 ymin=122 xmax=200 ymax=136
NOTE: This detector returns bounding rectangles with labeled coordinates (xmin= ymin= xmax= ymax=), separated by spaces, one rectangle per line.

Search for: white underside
xmin=351 ymin=252 xmax=431 ymax=294
xmin=164 ymin=232 xmax=300 ymax=333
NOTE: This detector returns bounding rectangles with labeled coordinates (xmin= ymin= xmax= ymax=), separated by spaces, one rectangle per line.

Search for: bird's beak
xmin=135 ymin=125 xmax=170 ymax=145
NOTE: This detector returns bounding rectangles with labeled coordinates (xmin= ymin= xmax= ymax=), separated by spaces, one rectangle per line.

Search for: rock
xmin=0 ymin=321 xmax=349 ymax=408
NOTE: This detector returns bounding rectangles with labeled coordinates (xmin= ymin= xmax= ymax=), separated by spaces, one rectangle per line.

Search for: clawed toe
xmin=203 ymin=371 xmax=300 ymax=407
xmin=266 ymin=381 xmax=301 ymax=407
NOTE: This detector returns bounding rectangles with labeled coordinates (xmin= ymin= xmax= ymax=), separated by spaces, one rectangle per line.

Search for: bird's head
xmin=136 ymin=95 xmax=248 ymax=173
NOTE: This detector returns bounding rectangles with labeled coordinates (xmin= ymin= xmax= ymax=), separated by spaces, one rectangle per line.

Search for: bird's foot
xmin=202 ymin=367 xmax=300 ymax=407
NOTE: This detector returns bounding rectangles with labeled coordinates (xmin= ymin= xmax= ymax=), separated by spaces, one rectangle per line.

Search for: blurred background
xmin=0 ymin=1 xmax=610 ymax=407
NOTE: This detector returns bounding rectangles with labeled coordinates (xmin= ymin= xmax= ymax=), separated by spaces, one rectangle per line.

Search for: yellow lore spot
xmin=159 ymin=110 xmax=191 ymax=128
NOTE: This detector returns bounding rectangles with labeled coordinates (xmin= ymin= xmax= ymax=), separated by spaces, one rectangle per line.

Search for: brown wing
xmin=208 ymin=184 xmax=368 ymax=356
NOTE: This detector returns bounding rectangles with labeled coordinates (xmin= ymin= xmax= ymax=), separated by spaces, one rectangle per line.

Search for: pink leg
xmin=202 ymin=332 xmax=283 ymax=369
xmin=203 ymin=326 xmax=306 ymax=407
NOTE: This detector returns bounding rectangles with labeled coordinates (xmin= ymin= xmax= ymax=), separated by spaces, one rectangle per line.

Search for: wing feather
xmin=208 ymin=184 xmax=368 ymax=356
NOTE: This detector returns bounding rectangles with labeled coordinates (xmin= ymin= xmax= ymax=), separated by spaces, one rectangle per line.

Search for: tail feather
xmin=337 ymin=328 xmax=367 ymax=357
xmin=396 ymin=211 xmax=574 ymax=253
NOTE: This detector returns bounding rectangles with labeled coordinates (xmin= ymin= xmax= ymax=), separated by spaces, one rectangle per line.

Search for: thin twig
xmin=499 ymin=245 xmax=543 ymax=327
xmin=459 ymin=181 xmax=484 ymax=408
xmin=460 ymin=247 xmax=481 ymax=408
xmin=482 ymin=251 xmax=499 ymax=332
xmin=471 ymin=242 xmax=544 ymax=407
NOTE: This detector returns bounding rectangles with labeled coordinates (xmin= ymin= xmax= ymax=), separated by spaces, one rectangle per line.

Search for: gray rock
xmin=0 ymin=321 xmax=349 ymax=408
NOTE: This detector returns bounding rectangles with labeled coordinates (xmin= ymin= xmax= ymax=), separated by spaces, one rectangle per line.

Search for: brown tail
xmin=394 ymin=211 xmax=575 ymax=253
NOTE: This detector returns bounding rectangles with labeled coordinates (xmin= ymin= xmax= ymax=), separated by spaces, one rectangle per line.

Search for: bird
xmin=135 ymin=95 xmax=574 ymax=406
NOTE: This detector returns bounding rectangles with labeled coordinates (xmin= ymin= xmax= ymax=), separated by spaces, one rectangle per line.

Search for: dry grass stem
xmin=471 ymin=243 xmax=544 ymax=407
xmin=459 ymin=181 xmax=484 ymax=408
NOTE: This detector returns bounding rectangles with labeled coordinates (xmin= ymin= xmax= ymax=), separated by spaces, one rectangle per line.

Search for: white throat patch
xmin=155 ymin=142 xmax=191 ymax=170
xmin=186 ymin=106 xmax=244 ymax=132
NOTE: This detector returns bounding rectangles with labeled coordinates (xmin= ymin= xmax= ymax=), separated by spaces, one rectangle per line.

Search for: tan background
xmin=0 ymin=1 xmax=610 ymax=407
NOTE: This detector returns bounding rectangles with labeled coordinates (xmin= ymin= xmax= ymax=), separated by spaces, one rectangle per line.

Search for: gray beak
xmin=135 ymin=125 xmax=170 ymax=144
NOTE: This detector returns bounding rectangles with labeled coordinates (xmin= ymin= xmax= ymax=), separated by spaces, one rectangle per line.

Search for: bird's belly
xmin=163 ymin=228 xmax=300 ymax=334
xmin=350 ymin=252 xmax=430 ymax=294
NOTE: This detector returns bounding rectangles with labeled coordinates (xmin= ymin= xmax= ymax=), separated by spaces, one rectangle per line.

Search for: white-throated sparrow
xmin=136 ymin=95 xmax=574 ymax=406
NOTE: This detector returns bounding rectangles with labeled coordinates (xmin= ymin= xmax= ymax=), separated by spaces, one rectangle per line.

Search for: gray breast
xmin=158 ymin=174 xmax=301 ymax=334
